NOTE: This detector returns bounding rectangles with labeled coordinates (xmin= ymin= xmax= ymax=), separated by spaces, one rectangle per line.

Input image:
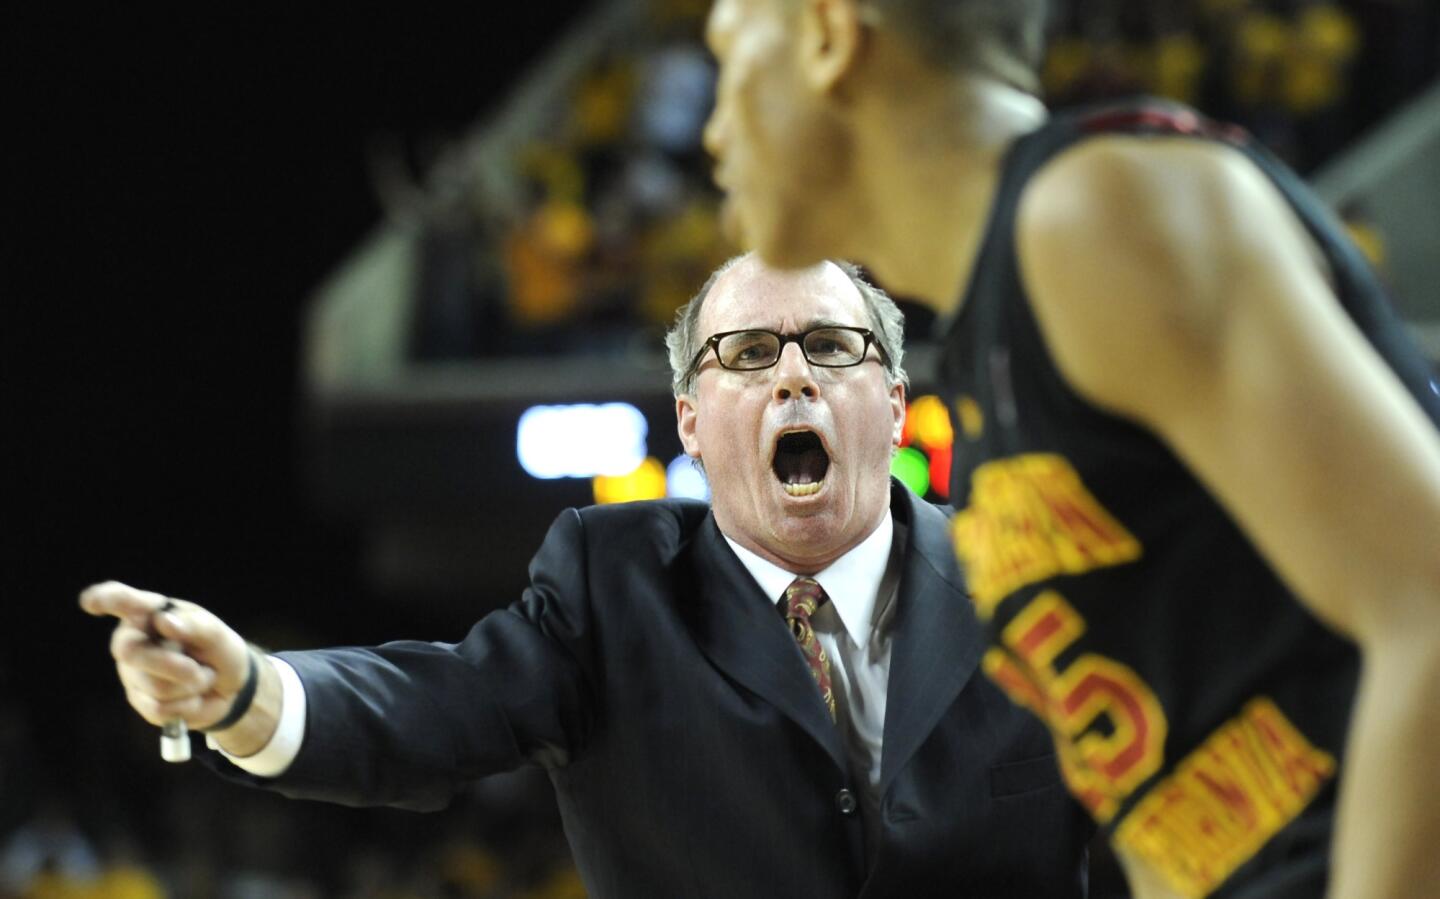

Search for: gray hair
xmin=866 ymin=0 xmax=1051 ymax=94
xmin=664 ymin=255 xmax=910 ymax=398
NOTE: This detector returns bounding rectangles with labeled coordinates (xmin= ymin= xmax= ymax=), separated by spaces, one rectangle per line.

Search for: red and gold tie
xmin=783 ymin=577 xmax=837 ymax=722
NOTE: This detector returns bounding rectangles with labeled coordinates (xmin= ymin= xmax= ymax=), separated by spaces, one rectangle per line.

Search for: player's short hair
xmin=665 ymin=255 xmax=909 ymax=398
xmin=866 ymin=0 xmax=1051 ymax=94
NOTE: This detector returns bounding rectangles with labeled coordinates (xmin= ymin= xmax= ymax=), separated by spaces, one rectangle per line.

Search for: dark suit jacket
xmin=238 ymin=482 xmax=1092 ymax=897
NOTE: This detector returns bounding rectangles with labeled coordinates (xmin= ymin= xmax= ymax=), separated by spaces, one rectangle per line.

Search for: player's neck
xmin=846 ymin=77 xmax=1046 ymax=314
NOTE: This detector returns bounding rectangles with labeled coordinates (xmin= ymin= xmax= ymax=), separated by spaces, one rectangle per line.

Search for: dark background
xmin=7 ymin=3 xmax=590 ymax=806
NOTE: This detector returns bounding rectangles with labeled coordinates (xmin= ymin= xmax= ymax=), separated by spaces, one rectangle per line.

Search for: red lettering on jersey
xmin=989 ymin=592 xmax=1168 ymax=822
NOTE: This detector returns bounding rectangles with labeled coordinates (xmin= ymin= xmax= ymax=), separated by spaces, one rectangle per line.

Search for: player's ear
xmin=676 ymin=395 xmax=702 ymax=459
xmin=798 ymin=0 xmax=866 ymax=92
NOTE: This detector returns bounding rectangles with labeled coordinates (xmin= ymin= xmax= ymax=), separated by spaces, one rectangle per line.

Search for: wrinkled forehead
xmin=700 ymin=258 xmax=869 ymax=335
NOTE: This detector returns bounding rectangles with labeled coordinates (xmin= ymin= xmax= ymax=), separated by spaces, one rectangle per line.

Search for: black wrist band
xmin=201 ymin=648 xmax=260 ymax=733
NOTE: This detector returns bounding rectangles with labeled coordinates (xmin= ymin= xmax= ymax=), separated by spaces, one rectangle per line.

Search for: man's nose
xmin=772 ymin=342 xmax=819 ymax=401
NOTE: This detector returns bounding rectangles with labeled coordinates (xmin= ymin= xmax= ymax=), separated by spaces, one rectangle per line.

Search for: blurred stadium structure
xmin=1314 ymin=81 xmax=1440 ymax=350
xmin=296 ymin=0 xmax=1440 ymax=611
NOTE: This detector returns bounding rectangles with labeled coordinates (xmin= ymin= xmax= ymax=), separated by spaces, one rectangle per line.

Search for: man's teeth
xmin=783 ymin=480 xmax=823 ymax=497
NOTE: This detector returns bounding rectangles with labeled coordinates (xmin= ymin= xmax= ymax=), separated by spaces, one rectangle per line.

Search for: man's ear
xmin=798 ymin=0 xmax=866 ymax=92
xmin=676 ymin=395 xmax=702 ymax=459
xmin=890 ymin=383 xmax=906 ymax=447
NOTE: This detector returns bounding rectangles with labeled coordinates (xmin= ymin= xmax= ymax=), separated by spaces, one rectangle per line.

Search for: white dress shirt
xmin=206 ymin=654 xmax=306 ymax=778
xmin=723 ymin=514 xmax=896 ymax=851
xmin=219 ymin=512 xmax=900 ymax=847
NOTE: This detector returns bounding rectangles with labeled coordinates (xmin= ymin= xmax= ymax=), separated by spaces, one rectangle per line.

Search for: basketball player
xmin=701 ymin=0 xmax=1440 ymax=896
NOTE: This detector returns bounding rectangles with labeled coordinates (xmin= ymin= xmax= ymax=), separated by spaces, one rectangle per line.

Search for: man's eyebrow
xmin=719 ymin=316 xmax=868 ymax=336
xmin=728 ymin=319 xmax=852 ymax=333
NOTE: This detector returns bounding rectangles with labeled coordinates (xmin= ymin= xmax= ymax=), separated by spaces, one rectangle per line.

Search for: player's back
xmin=941 ymin=98 xmax=1440 ymax=898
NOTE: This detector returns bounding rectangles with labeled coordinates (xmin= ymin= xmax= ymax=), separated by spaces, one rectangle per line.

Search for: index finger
xmin=79 ymin=581 xmax=170 ymax=627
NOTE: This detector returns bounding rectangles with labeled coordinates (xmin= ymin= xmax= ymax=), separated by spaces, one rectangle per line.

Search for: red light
xmin=929 ymin=445 xmax=953 ymax=500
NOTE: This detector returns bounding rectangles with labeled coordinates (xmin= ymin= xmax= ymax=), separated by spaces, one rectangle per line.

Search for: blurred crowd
xmin=406 ymin=0 xmax=728 ymax=362
xmin=1044 ymin=0 xmax=1426 ymax=170
xmin=405 ymin=0 xmax=1437 ymax=363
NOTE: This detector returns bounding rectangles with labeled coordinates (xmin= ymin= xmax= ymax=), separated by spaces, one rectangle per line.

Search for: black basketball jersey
xmin=941 ymin=100 xmax=1440 ymax=897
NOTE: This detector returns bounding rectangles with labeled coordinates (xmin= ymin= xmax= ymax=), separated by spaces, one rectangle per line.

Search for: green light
xmin=891 ymin=447 xmax=930 ymax=496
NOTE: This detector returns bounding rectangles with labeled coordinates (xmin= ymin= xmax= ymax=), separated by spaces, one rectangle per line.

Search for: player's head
xmin=858 ymin=0 xmax=1048 ymax=93
xmin=669 ymin=253 xmax=907 ymax=572
xmin=703 ymin=0 xmax=1048 ymax=264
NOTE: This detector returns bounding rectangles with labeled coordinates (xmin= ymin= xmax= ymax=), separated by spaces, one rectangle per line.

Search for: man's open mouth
xmin=773 ymin=431 xmax=830 ymax=497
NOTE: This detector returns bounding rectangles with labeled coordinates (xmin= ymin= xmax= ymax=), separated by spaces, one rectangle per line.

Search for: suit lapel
xmin=879 ymin=485 xmax=986 ymax=796
xmin=684 ymin=515 xmax=850 ymax=773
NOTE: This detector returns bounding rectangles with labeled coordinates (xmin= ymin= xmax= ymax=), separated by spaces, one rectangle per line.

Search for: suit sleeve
xmin=215 ymin=508 xmax=597 ymax=812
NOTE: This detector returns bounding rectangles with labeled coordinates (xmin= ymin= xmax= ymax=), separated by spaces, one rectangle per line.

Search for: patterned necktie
xmin=783 ymin=577 xmax=837 ymax=722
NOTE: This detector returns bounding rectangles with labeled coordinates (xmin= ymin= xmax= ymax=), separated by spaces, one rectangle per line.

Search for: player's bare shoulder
xmin=1012 ymin=133 xmax=1313 ymax=421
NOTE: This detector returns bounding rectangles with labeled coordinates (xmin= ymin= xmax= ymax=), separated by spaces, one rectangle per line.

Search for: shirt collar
xmin=722 ymin=513 xmax=895 ymax=651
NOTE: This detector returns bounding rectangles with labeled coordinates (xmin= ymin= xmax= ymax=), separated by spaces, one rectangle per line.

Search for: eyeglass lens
xmin=716 ymin=328 xmax=868 ymax=370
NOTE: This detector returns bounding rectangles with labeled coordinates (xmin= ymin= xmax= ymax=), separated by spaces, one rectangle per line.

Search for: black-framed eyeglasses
xmin=686 ymin=326 xmax=890 ymax=380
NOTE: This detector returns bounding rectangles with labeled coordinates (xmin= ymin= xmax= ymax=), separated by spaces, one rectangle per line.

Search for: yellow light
xmin=593 ymin=456 xmax=668 ymax=505
xmin=910 ymin=395 xmax=955 ymax=449
xmin=955 ymin=394 xmax=984 ymax=440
